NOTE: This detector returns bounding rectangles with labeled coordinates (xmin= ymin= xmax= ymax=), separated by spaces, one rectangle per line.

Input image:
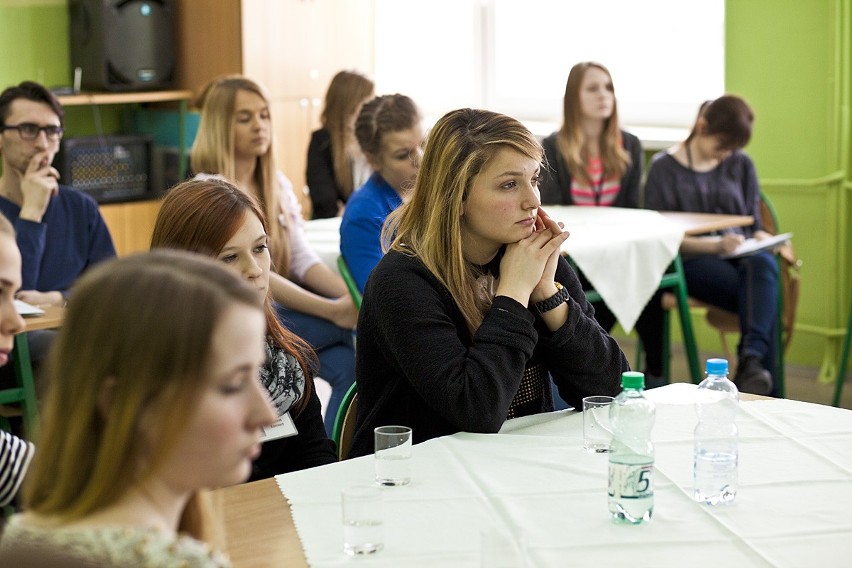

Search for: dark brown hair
xmin=355 ymin=94 xmax=421 ymax=159
xmin=687 ymin=95 xmax=754 ymax=150
xmin=0 ymin=81 xmax=64 ymax=126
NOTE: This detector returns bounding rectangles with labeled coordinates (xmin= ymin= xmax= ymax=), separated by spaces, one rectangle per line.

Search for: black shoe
xmin=734 ymin=356 xmax=773 ymax=395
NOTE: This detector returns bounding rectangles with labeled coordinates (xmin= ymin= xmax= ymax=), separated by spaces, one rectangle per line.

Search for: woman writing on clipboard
xmin=644 ymin=95 xmax=780 ymax=396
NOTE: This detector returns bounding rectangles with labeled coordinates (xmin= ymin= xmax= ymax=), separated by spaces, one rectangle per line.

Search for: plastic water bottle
xmin=608 ymin=371 xmax=656 ymax=524
xmin=693 ymin=358 xmax=739 ymax=505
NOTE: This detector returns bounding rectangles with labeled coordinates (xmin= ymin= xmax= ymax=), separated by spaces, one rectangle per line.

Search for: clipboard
xmin=720 ymin=232 xmax=793 ymax=259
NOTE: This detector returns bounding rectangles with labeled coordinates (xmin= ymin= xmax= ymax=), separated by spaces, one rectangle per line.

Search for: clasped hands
xmin=497 ymin=207 xmax=569 ymax=307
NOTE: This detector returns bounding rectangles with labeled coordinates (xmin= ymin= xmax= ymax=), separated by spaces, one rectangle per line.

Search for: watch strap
xmin=534 ymin=282 xmax=569 ymax=315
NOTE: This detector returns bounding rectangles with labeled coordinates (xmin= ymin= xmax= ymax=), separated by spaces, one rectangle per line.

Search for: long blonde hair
xmin=383 ymin=108 xmax=543 ymax=334
xmin=24 ymin=251 xmax=264 ymax=544
xmin=322 ymin=70 xmax=374 ymax=198
xmin=557 ymin=62 xmax=630 ymax=187
xmin=191 ymin=75 xmax=291 ymax=275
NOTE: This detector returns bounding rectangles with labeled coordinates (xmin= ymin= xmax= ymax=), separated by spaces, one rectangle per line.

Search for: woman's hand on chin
xmin=498 ymin=220 xmax=569 ymax=305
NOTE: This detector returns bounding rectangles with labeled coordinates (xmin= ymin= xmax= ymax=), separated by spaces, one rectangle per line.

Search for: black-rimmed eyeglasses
xmin=0 ymin=123 xmax=64 ymax=141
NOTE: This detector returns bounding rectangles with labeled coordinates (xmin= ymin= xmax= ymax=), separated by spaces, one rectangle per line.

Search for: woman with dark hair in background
xmin=307 ymin=70 xmax=375 ymax=219
xmin=645 ymin=95 xmax=779 ymax=396
xmin=339 ymin=93 xmax=423 ymax=292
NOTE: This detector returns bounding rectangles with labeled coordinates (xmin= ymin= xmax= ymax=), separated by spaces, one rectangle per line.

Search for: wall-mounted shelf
xmin=57 ymin=89 xmax=194 ymax=106
xmin=55 ymin=90 xmax=194 ymax=257
xmin=58 ymin=89 xmax=194 ymax=197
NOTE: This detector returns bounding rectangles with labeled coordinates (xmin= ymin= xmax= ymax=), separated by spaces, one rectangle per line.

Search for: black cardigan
xmin=539 ymin=129 xmax=643 ymax=207
xmin=306 ymin=128 xmax=345 ymax=219
xmin=349 ymin=250 xmax=627 ymax=458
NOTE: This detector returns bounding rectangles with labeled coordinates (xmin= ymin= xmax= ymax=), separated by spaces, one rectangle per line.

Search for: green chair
xmin=580 ymin=254 xmax=702 ymax=384
xmin=833 ymin=300 xmax=852 ymax=407
xmin=655 ymin=193 xmax=792 ymax=396
xmin=331 ymin=256 xmax=361 ymax=456
xmin=331 ymin=382 xmax=358 ymax=459
xmin=0 ymin=333 xmax=39 ymax=438
xmin=337 ymin=255 xmax=362 ymax=310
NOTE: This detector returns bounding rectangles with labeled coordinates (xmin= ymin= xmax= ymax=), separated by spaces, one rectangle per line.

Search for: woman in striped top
xmin=540 ymin=62 xmax=664 ymax=386
xmin=0 ymin=214 xmax=33 ymax=510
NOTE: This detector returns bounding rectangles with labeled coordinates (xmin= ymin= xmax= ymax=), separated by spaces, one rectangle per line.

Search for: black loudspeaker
xmin=69 ymin=0 xmax=176 ymax=92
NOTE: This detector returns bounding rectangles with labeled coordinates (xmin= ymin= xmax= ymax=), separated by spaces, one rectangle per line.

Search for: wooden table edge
xmin=211 ymin=478 xmax=309 ymax=568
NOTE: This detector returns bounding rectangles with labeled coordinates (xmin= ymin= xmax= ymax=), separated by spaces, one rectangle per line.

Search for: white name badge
xmin=261 ymin=412 xmax=298 ymax=442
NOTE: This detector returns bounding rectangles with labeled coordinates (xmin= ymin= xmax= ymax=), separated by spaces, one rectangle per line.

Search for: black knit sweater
xmin=349 ymin=250 xmax=627 ymax=458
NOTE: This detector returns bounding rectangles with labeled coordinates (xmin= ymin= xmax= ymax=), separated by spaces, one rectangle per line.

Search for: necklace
xmin=685 ymin=139 xmax=694 ymax=169
xmin=683 ymin=139 xmax=718 ymax=215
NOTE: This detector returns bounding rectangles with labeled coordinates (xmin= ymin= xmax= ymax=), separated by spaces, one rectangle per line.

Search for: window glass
xmin=374 ymin=0 xmax=724 ymax=130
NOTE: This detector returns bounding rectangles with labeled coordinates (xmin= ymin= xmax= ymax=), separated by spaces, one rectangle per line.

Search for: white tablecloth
xmin=304 ymin=207 xmax=684 ymax=332
xmin=276 ymin=384 xmax=852 ymax=567
xmin=544 ymin=206 xmax=683 ymax=332
xmin=303 ymin=217 xmax=343 ymax=273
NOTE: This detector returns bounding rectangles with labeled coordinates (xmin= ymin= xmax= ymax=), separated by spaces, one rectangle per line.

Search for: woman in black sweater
xmin=349 ymin=109 xmax=628 ymax=458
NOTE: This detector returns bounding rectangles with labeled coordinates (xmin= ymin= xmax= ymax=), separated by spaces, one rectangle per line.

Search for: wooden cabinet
xmin=176 ymin=0 xmax=375 ymax=218
xmin=99 ymin=199 xmax=162 ymax=257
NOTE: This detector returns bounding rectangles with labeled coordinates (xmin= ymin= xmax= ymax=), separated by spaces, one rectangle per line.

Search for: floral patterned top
xmin=0 ymin=518 xmax=232 ymax=567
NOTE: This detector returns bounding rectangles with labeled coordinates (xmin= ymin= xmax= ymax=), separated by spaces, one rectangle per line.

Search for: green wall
xmin=0 ymin=0 xmax=70 ymax=88
xmin=0 ymin=0 xmax=120 ymax=137
xmin=719 ymin=0 xmax=851 ymax=380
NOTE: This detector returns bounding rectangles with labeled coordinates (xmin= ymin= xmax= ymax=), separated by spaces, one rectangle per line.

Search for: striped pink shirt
xmin=570 ymin=156 xmax=621 ymax=206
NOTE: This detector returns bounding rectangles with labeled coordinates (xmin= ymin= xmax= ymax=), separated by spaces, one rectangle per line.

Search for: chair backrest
xmin=331 ymin=382 xmax=357 ymax=450
xmin=337 ymin=393 xmax=358 ymax=461
xmin=337 ymin=256 xmax=362 ymax=310
xmin=760 ymin=193 xmax=800 ymax=353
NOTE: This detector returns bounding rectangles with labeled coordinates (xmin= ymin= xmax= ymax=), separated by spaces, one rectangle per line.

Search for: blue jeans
xmin=275 ymin=304 xmax=356 ymax=435
xmin=682 ymin=251 xmax=780 ymax=394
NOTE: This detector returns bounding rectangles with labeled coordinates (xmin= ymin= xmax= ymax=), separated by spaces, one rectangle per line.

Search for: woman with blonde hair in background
xmin=192 ymin=75 xmax=356 ymax=434
xmin=349 ymin=108 xmax=627 ymax=458
xmin=151 ymin=178 xmax=337 ymax=474
xmin=0 ymin=250 xmax=277 ymax=566
xmin=307 ymin=69 xmax=375 ymax=219
xmin=539 ymin=61 xmax=664 ymax=388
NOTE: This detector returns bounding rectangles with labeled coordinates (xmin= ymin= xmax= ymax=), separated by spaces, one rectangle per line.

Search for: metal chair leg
xmin=832 ymin=304 xmax=852 ymax=408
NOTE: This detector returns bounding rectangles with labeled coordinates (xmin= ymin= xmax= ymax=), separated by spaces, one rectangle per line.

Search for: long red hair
xmin=151 ymin=177 xmax=317 ymax=415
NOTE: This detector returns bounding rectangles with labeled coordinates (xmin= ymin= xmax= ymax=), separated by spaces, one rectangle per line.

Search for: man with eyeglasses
xmin=0 ymin=81 xmax=115 ymax=307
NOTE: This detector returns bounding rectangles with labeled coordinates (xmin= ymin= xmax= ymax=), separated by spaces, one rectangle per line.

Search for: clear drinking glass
xmin=374 ymin=425 xmax=412 ymax=486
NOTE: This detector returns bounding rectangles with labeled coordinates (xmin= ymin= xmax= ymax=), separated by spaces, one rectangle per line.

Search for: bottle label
xmin=608 ymin=462 xmax=654 ymax=499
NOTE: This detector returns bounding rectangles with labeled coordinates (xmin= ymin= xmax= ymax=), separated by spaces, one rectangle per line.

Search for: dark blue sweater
xmin=0 ymin=186 xmax=116 ymax=295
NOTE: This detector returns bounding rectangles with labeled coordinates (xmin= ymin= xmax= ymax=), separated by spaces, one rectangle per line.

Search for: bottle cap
xmin=705 ymin=358 xmax=728 ymax=376
xmin=621 ymin=371 xmax=645 ymax=389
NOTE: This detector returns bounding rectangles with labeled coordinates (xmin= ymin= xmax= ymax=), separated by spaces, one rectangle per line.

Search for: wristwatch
xmin=534 ymin=282 xmax=569 ymax=315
